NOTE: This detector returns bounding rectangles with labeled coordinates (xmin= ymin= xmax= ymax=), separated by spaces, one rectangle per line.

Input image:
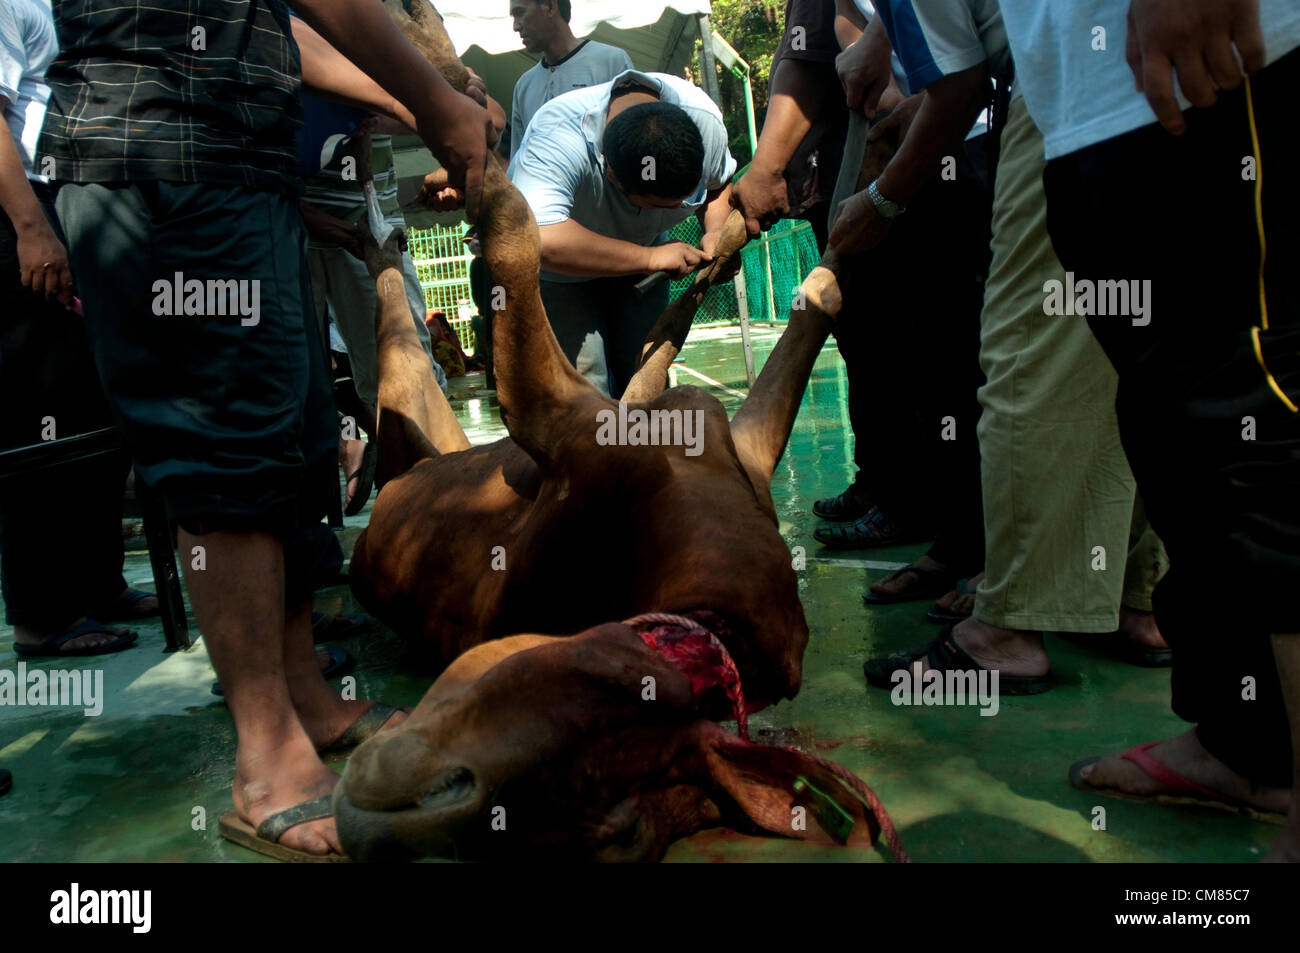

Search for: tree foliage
xmin=690 ymin=0 xmax=786 ymax=167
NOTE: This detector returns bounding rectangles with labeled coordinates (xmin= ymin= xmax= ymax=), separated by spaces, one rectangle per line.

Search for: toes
xmin=283 ymin=818 xmax=340 ymax=856
xmin=64 ymin=633 xmax=114 ymax=651
xmin=1079 ymin=754 xmax=1156 ymax=795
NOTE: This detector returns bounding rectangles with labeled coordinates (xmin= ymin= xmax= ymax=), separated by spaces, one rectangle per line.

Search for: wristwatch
xmin=867 ymin=178 xmax=905 ymax=220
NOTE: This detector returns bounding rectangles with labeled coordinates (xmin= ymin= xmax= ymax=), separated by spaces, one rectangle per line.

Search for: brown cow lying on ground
xmin=334 ymin=0 xmax=905 ymax=863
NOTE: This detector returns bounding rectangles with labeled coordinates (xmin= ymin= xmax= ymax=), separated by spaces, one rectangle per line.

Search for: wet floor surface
xmin=0 ymin=327 xmax=1274 ymax=862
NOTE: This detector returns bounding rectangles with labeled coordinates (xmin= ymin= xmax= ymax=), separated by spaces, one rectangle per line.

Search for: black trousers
xmin=1043 ymin=48 xmax=1299 ymax=786
xmin=830 ymin=133 xmax=992 ymax=574
xmin=0 ymin=184 xmax=128 ymax=629
xmin=539 ymin=274 xmax=668 ymax=398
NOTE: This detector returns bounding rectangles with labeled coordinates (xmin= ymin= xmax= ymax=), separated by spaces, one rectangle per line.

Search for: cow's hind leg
xmin=364 ymin=229 xmax=471 ymax=486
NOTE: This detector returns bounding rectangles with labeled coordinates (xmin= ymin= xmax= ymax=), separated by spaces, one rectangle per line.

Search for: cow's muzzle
xmin=334 ymin=730 xmax=485 ymax=862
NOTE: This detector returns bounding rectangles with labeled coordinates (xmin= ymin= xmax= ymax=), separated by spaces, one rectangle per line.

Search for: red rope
xmin=624 ymin=611 xmax=749 ymax=739
xmin=622 ymin=611 xmax=910 ymax=863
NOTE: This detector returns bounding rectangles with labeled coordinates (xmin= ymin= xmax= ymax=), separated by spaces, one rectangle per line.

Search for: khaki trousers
xmin=974 ymin=99 xmax=1166 ymax=631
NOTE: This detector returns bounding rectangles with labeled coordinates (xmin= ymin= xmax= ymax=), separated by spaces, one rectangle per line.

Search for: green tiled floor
xmin=0 ymin=327 xmax=1274 ymax=861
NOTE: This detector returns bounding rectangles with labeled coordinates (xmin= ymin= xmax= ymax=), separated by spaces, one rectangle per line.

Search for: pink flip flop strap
xmin=1119 ymin=742 xmax=1228 ymax=801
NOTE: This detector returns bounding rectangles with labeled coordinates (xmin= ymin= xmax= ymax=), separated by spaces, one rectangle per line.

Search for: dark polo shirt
xmin=39 ymin=0 xmax=303 ymax=193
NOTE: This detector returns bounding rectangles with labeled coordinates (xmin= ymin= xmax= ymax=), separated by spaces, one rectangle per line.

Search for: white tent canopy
xmin=395 ymin=1 xmax=714 ymax=225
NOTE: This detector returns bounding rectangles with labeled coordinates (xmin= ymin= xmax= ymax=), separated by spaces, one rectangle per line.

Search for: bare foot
xmin=286 ymin=655 xmax=408 ymax=750
xmin=303 ymin=697 xmax=409 ymax=751
xmin=933 ymin=572 xmax=984 ymax=617
xmin=946 ymin=616 xmax=1049 ymax=678
xmin=108 ymin=586 xmax=159 ymax=617
xmin=1076 ymin=729 xmax=1290 ymax=820
xmin=869 ymin=554 xmax=948 ymax=597
xmin=14 ymin=616 xmax=131 ymax=652
xmin=340 ymin=437 xmax=367 ymax=509
xmin=1117 ymin=605 xmax=1167 ymax=649
xmin=232 ymin=734 xmax=344 ymax=856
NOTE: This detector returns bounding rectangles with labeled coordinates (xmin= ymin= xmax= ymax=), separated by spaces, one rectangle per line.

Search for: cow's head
xmin=335 ymin=623 xmax=899 ymax=861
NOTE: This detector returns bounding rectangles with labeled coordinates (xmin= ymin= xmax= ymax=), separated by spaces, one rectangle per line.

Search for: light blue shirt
xmin=852 ymin=1 xmax=998 ymax=140
xmin=861 ymin=0 xmax=1009 ymax=94
xmin=0 ymin=0 xmax=57 ymax=182
xmin=996 ymin=0 xmax=1300 ymax=159
xmin=508 ymin=40 xmax=633 ymax=159
xmin=507 ymin=69 xmax=737 ymax=282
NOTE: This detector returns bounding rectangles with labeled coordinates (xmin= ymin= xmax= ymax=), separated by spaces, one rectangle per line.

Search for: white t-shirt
xmin=508 ymin=40 xmax=633 ymax=159
xmin=853 ymin=0 xmax=1002 ymax=138
xmin=508 ymin=69 xmax=736 ymax=283
xmin=996 ymin=0 xmax=1300 ymax=159
xmin=857 ymin=0 xmax=1010 ymax=93
xmin=0 ymin=0 xmax=57 ymax=183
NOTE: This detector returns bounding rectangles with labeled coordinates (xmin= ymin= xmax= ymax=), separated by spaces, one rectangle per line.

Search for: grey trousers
xmin=308 ymin=242 xmax=446 ymax=407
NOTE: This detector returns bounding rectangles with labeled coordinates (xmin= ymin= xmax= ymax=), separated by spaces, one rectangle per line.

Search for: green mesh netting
xmin=665 ymin=216 xmax=820 ymax=325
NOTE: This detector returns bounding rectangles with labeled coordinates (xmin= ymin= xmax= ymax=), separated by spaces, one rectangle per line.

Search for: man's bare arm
xmin=730 ymin=58 xmax=821 ymax=235
xmin=539 ymin=220 xmax=706 ymax=278
xmin=834 ymin=0 xmax=867 ymax=49
xmin=292 ymin=17 xmax=416 ymax=129
xmin=829 ymin=63 xmax=988 ymax=257
xmin=290 ymin=0 xmax=494 ymax=217
xmin=838 ymin=14 xmax=897 ymax=115
xmin=874 ymin=64 xmax=988 ymax=203
xmin=0 ymin=110 xmax=72 ymax=301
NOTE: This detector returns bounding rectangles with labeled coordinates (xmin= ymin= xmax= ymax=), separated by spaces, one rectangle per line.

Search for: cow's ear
xmin=694 ymin=721 xmax=899 ymax=854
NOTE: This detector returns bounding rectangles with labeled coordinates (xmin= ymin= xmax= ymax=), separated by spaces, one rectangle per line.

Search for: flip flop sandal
xmin=343 ymin=441 xmax=378 ymax=517
xmin=813 ymin=487 xmax=871 ymax=522
xmin=90 ymin=587 xmax=159 ymax=622
xmin=1069 ymin=742 xmax=1285 ymax=825
xmin=211 ymin=645 xmax=353 ymax=697
xmin=863 ymin=628 xmax=1051 ymax=695
xmin=0 ymin=768 xmax=11 ymax=797
xmin=813 ymin=507 xmax=927 ymax=550
xmin=13 ymin=619 xmax=139 ymax=658
xmin=1060 ymin=632 xmax=1172 ymax=667
xmin=320 ymin=701 xmax=405 ymax=755
xmin=926 ymin=577 xmax=978 ymax=623
xmin=219 ymin=795 xmax=349 ymax=862
xmin=863 ymin=564 xmax=959 ymax=605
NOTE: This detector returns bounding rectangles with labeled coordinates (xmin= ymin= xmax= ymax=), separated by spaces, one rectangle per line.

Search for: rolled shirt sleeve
xmin=0 ymin=4 xmax=26 ymax=106
xmin=873 ymin=0 xmax=1006 ymax=93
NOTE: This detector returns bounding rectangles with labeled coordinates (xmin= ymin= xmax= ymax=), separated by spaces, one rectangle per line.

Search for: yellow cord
xmin=1251 ymin=326 xmax=1298 ymax=413
xmin=1242 ymin=76 xmax=1295 ymax=412
xmin=1244 ymin=76 xmax=1268 ymax=330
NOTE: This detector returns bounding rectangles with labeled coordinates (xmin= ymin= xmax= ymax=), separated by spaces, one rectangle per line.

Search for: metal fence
xmin=406 ymin=221 xmax=477 ymax=352
xmin=407 ymin=216 xmax=818 ymax=354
